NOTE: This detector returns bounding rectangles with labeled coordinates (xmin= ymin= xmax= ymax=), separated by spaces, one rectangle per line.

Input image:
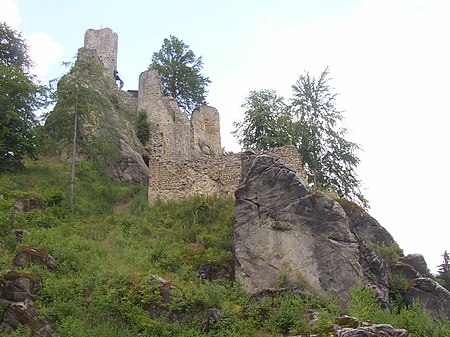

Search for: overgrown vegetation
xmin=135 ymin=109 xmax=150 ymax=144
xmin=348 ymin=283 xmax=450 ymax=337
xmin=0 ymin=160 xmax=449 ymax=336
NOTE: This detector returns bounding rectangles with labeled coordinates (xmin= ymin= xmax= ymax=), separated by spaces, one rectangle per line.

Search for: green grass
xmin=1 ymin=159 xmax=449 ymax=336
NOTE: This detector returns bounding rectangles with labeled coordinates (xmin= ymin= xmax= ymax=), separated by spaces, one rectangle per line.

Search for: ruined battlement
xmin=148 ymin=145 xmax=308 ymax=204
xmin=84 ymin=28 xmax=118 ymax=76
xmin=81 ymin=27 xmax=307 ymax=204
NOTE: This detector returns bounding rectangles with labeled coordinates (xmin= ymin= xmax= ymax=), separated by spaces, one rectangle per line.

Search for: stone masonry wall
xmin=84 ymin=28 xmax=118 ymax=76
xmin=191 ymin=106 xmax=221 ymax=157
xmin=80 ymin=27 xmax=310 ymax=204
xmin=148 ymin=145 xmax=308 ymax=204
xmin=138 ymin=69 xmax=192 ymax=161
xmin=117 ymin=91 xmax=138 ymax=113
xmin=148 ymin=153 xmax=242 ymax=203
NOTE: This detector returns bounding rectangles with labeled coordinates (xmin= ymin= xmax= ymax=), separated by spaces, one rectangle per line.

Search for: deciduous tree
xmin=233 ymin=89 xmax=292 ymax=150
xmin=233 ymin=68 xmax=367 ymax=207
xmin=149 ymin=35 xmax=210 ymax=114
xmin=46 ymin=56 xmax=111 ymax=209
xmin=0 ymin=23 xmax=47 ymax=172
xmin=291 ymin=67 xmax=367 ymax=207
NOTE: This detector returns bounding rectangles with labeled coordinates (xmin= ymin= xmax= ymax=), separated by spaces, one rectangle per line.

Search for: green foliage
xmin=262 ymin=294 xmax=309 ymax=335
xmin=2 ymin=159 xmax=449 ymax=336
xmin=0 ymin=23 xmax=49 ymax=172
xmin=45 ymin=56 xmax=113 ymax=153
xmin=369 ymin=241 xmax=404 ymax=262
xmin=149 ymin=35 xmax=211 ymax=114
xmin=134 ymin=109 xmax=149 ymax=144
xmin=44 ymin=56 xmax=119 ymax=209
xmin=233 ymin=89 xmax=293 ymax=150
xmin=437 ymin=250 xmax=450 ymax=291
xmin=233 ymin=68 xmax=367 ymax=208
xmin=348 ymin=282 xmax=450 ymax=337
xmin=389 ymin=274 xmax=408 ymax=311
xmin=291 ymin=67 xmax=367 ymax=207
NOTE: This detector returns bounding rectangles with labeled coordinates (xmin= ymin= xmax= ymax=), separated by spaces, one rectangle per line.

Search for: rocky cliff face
xmin=233 ymin=151 xmax=450 ymax=315
xmin=234 ymin=151 xmax=364 ymax=306
xmin=46 ymin=48 xmax=148 ymax=184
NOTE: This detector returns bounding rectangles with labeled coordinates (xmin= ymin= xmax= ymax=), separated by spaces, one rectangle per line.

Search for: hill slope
xmin=0 ymin=159 xmax=449 ymax=336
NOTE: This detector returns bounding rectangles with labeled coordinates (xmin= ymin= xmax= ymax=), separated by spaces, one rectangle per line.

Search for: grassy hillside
xmin=0 ymin=159 xmax=449 ymax=336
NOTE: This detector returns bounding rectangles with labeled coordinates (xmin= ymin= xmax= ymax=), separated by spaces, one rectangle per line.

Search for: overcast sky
xmin=1 ymin=0 xmax=449 ymax=272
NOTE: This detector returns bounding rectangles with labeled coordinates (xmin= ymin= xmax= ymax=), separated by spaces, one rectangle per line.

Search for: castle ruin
xmin=82 ymin=28 xmax=308 ymax=203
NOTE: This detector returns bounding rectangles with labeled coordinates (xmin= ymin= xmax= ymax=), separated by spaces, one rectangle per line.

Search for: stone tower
xmin=138 ymin=69 xmax=192 ymax=161
xmin=84 ymin=28 xmax=118 ymax=76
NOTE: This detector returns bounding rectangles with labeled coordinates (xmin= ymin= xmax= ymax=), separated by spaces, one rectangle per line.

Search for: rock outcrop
xmin=338 ymin=199 xmax=395 ymax=246
xmin=317 ymin=315 xmax=408 ymax=337
xmin=0 ymin=271 xmax=53 ymax=335
xmin=13 ymin=245 xmax=57 ymax=270
xmin=399 ymin=254 xmax=428 ymax=276
xmin=234 ymin=151 xmax=450 ymax=321
xmin=405 ymin=277 xmax=450 ymax=319
xmin=46 ymin=47 xmax=149 ymax=185
xmin=234 ymin=152 xmax=364 ymax=306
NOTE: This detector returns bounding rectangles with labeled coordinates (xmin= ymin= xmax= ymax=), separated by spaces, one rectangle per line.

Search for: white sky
xmin=1 ymin=0 xmax=449 ymax=272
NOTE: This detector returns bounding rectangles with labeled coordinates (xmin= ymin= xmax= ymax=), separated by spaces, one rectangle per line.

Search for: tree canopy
xmin=149 ymin=35 xmax=210 ymax=114
xmin=233 ymin=89 xmax=292 ymax=150
xmin=291 ymin=68 xmax=366 ymax=207
xmin=0 ymin=22 xmax=47 ymax=172
xmin=233 ymin=68 xmax=367 ymax=208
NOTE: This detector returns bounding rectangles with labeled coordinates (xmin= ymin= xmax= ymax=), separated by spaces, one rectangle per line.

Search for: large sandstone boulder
xmin=405 ymin=277 xmax=450 ymax=319
xmin=234 ymin=152 xmax=363 ymax=306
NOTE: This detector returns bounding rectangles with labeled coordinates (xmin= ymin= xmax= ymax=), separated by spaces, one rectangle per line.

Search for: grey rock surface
xmin=406 ymin=277 xmax=450 ymax=319
xmin=399 ymin=254 xmax=428 ymax=276
xmin=234 ymin=152 xmax=363 ymax=306
xmin=48 ymin=47 xmax=149 ymax=185
xmin=337 ymin=199 xmax=395 ymax=246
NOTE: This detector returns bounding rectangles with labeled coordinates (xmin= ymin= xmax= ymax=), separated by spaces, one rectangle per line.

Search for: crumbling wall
xmin=148 ymin=145 xmax=308 ymax=204
xmin=191 ymin=106 xmax=221 ymax=158
xmin=117 ymin=91 xmax=138 ymax=112
xmin=84 ymin=28 xmax=118 ymax=76
xmin=138 ymin=69 xmax=191 ymax=161
xmin=79 ymin=27 xmax=310 ymax=203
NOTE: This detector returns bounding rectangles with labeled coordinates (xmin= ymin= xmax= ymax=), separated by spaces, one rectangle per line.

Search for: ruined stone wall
xmin=148 ymin=153 xmax=241 ymax=203
xmin=84 ymin=28 xmax=118 ymax=76
xmin=138 ymin=69 xmax=192 ymax=161
xmin=117 ymin=91 xmax=138 ymax=113
xmin=191 ymin=106 xmax=221 ymax=157
xmin=148 ymin=145 xmax=308 ymax=204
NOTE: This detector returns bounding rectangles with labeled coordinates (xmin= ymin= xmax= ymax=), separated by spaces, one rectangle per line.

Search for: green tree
xmin=233 ymin=68 xmax=367 ymax=207
xmin=233 ymin=89 xmax=292 ymax=150
xmin=291 ymin=68 xmax=367 ymax=207
xmin=149 ymin=35 xmax=210 ymax=114
xmin=0 ymin=22 xmax=47 ymax=172
xmin=437 ymin=250 xmax=450 ymax=291
xmin=46 ymin=56 xmax=111 ymax=209
xmin=134 ymin=109 xmax=149 ymax=144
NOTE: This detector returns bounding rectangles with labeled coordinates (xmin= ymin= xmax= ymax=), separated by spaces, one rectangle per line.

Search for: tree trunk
xmin=69 ymin=90 xmax=78 ymax=210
